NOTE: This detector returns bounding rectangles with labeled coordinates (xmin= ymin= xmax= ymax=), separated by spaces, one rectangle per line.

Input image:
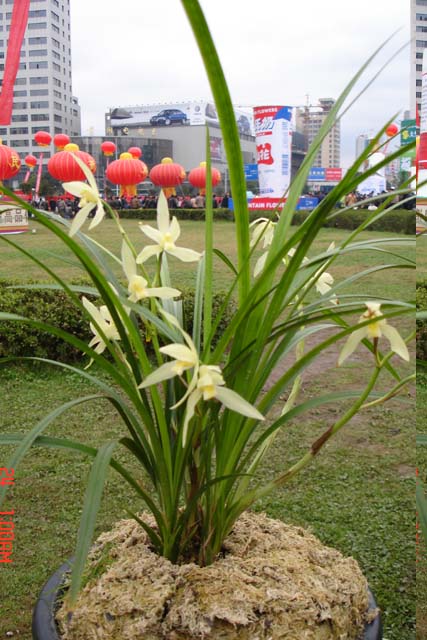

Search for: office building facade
xmin=0 ymin=0 xmax=81 ymax=182
xmin=411 ymin=0 xmax=427 ymax=117
xmin=295 ymin=98 xmax=341 ymax=168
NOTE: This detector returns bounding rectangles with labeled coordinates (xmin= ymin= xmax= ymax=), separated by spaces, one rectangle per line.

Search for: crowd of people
xmin=105 ymin=193 xmax=231 ymax=210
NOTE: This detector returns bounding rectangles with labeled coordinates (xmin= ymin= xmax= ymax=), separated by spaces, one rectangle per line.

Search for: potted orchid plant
xmin=0 ymin=1 xmax=415 ymax=638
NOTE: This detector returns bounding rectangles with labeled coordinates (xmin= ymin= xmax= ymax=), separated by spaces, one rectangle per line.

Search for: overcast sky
xmin=69 ymin=0 xmax=410 ymax=169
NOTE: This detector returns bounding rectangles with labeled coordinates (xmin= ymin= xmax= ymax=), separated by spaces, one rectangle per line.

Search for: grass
xmin=0 ymin=221 xmax=415 ymax=639
xmin=417 ymin=373 xmax=427 ymax=640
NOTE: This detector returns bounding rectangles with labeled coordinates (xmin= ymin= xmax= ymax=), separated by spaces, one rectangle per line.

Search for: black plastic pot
xmin=32 ymin=560 xmax=382 ymax=640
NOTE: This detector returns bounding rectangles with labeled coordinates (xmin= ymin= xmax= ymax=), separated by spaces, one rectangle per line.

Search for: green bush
xmin=0 ymin=282 xmax=235 ymax=363
xmin=417 ymin=282 xmax=427 ymax=361
xmin=115 ymin=208 xmax=414 ymax=234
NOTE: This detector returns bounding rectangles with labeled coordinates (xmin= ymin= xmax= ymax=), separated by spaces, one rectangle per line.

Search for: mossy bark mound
xmin=57 ymin=511 xmax=375 ymax=639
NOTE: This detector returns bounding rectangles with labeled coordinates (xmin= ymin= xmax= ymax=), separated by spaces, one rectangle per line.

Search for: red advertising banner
xmin=35 ymin=153 xmax=44 ymax=198
xmin=0 ymin=0 xmax=31 ymax=125
xmin=325 ymin=168 xmax=342 ymax=181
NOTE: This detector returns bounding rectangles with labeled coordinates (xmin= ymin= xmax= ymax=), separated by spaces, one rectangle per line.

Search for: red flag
xmin=0 ymin=0 xmax=31 ymax=125
xmin=35 ymin=153 xmax=44 ymax=197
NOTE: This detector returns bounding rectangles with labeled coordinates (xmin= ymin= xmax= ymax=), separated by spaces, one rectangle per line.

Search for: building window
xmin=53 ymin=77 xmax=61 ymax=87
xmin=51 ymin=23 xmax=59 ymax=33
xmin=32 ymin=126 xmax=51 ymax=134
xmin=52 ymin=37 xmax=60 ymax=48
xmin=28 ymin=22 xmax=48 ymax=29
xmin=10 ymin=127 xmax=29 ymax=135
xmin=29 ymin=36 xmax=47 ymax=45
xmin=417 ymin=0 xmax=427 ymax=6
xmin=53 ymin=89 xmax=62 ymax=98
xmin=31 ymin=114 xmax=50 ymax=121
xmin=13 ymin=102 xmax=27 ymax=109
xmin=417 ymin=79 xmax=423 ymax=86
xmin=12 ymin=140 xmax=29 ymax=147
xmin=51 ymin=11 xmax=59 ymax=21
xmin=416 ymin=39 xmax=427 ymax=47
xmin=29 ymin=61 xmax=48 ymax=69
xmin=417 ymin=91 xmax=422 ymax=98
xmin=417 ymin=51 xmax=424 ymax=58
xmin=13 ymin=90 xmax=27 ymax=97
xmin=30 ymin=89 xmax=49 ymax=96
xmin=54 ymin=114 xmax=62 ymax=123
xmin=28 ymin=9 xmax=47 ymax=17
xmin=11 ymin=114 xmax=28 ymax=122
xmin=31 ymin=101 xmax=49 ymax=108
xmin=54 ymin=101 xmax=62 ymax=110
xmin=15 ymin=77 xmax=27 ymax=85
xmin=417 ymin=64 xmax=423 ymax=71
xmin=30 ymin=76 xmax=49 ymax=84
xmin=52 ymin=62 xmax=61 ymax=72
xmin=417 ymin=25 xmax=427 ymax=32
xmin=18 ymin=62 xmax=26 ymax=69
xmin=417 ymin=12 xmax=427 ymax=19
xmin=29 ymin=49 xmax=48 ymax=56
xmin=52 ymin=50 xmax=60 ymax=60
xmin=52 ymin=0 xmax=59 ymax=6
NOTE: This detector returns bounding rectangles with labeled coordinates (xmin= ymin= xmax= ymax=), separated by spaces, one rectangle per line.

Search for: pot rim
xmin=32 ymin=559 xmax=382 ymax=640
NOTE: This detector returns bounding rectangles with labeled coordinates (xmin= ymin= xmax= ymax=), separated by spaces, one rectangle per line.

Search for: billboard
xmin=400 ymin=118 xmax=416 ymax=174
xmin=307 ymin=167 xmax=343 ymax=182
xmin=108 ymin=101 xmax=254 ymax=136
xmin=252 ymin=105 xmax=293 ymax=207
xmin=418 ymin=51 xmax=427 ymax=227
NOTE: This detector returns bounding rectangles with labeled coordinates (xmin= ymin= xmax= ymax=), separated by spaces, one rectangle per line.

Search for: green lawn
xmin=417 ymin=374 xmax=427 ymax=640
xmin=0 ymin=220 xmax=415 ymax=639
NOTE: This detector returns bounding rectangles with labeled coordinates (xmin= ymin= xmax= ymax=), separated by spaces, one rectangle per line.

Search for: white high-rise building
xmin=295 ymin=98 xmax=341 ymax=168
xmin=0 ymin=0 xmax=81 ymax=178
xmin=355 ymin=134 xmax=370 ymax=160
xmin=411 ymin=0 xmax=427 ymax=118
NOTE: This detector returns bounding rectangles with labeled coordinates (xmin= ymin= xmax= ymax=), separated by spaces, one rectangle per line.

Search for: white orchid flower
xmin=250 ymin=218 xmax=276 ymax=277
xmin=338 ymin=302 xmax=409 ymax=365
xmin=181 ymin=364 xmax=265 ymax=444
xmin=138 ymin=317 xmax=264 ymax=444
xmin=136 ymin=191 xmax=202 ymax=264
xmin=82 ymin=296 xmax=120 ymax=356
xmin=62 ymin=153 xmax=105 ymax=237
xmin=315 ymin=271 xmax=334 ymax=295
xmin=121 ymin=241 xmax=181 ymax=303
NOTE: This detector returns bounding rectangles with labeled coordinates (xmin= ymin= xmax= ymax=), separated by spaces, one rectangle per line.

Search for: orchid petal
xmin=121 ymin=241 xmax=137 ymax=280
xmin=62 ymin=181 xmax=85 ymax=197
xmin=157 ymin=190 xmax=170 ymax=233
xmin=159 ymin=343 xmax=197 ymax=363
xmin=145 ymin=286 xmax=181 ymax=299
xmin=381 ymin=324 xmax=410 ymax=361
xmin=254 ymin=252 xmax=267 ymax=277
xmin=139 ymin=224 xmax=164 ymax=244
xmin=168 ymin=246 xmax=202 ymax=262
xmin=69 ymin=152 xmax=98 ymax=192
xmin=69 ymin=202 xmax=93 ymax=236
xmin=139 ymin=361 xmax=179 ymax=389
xmin=170 ymin=216 xmax=181 ymax=242
xmin=215 ymin=386 xmax=265 ymax=421
xmin=337 ymin=327 xmax=368 ymax=365
xmin=88 ymin=203 xmax=106 ymax=230
xmin=182 ymin=389 xmax=202 ymax=446
xmin=136 ymin=244 xmax=162 ymax=264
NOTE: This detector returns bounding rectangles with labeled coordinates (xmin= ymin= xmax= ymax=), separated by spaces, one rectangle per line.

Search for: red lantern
xmin=0 ymin=142 xmax=21 ymax=180
xmin=47 ymin=144 xmax=96 ymax=182
xmin=101 ymin=141 xmax=116 ymax=157
xmin=24 ymin=154 xmax=37 ymax=169
xmin=385 ymin=123 xmax=399 ymax=137
xmin=34 ymin=131 xmax=52 ymax=147
xmin=149 ymin=157 xmax=186 ymax=198
xmin=188 ymin=161 xmax=221 ymax=195
xmin=106 ymin=152 xmax=148 ymax=198
xmin=53 ymin=133 xmax=70 ymax=150
xmin=128 ymin=146 xmax=142 ymax=159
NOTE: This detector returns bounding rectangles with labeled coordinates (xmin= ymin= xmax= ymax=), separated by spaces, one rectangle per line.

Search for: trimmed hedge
xmin=114 ymin=208 xmax=415 ymax=234
xmin=417 ymin=281 xmax=427 ymax=361
xmin=0 ymin=282 xmax=236 ymax=363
